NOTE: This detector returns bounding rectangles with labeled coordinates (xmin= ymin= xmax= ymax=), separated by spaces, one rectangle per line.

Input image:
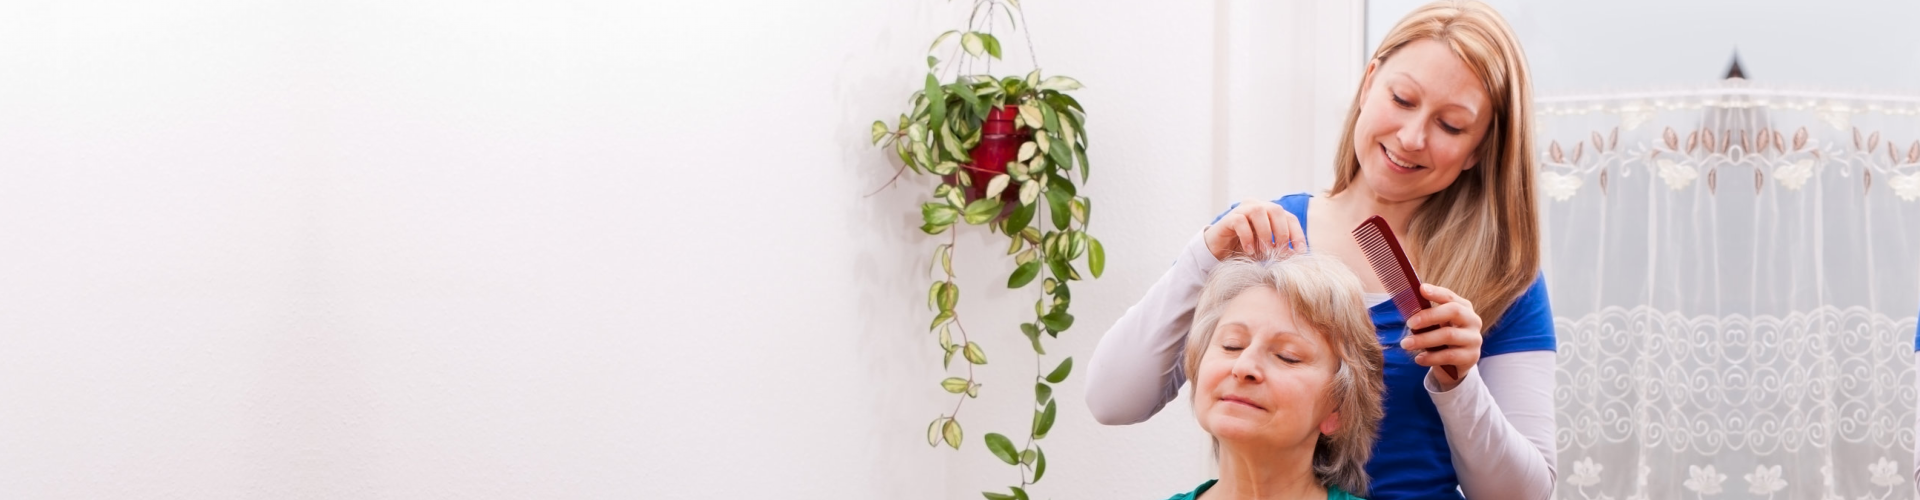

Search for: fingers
xmin=1406 ymin=302 xmax=1483 ymax=331
xmin=1421 ymin=283 xmax=1473 ymax=310
xmin=1279 ymin=209 xmax=1309 ymax=253
xmin=1398 ymin=325 xmax=1481 ymax=353
xmin=1412 ymin=347 xmax=1477 ymax=372
xmin=1208 ymin=199 xmax=1306 ymax=259
xmin=1248 ymin=211 xmax=1276 ymax=256
xmin=1233 ymin=215 xmax=1258 ymax=258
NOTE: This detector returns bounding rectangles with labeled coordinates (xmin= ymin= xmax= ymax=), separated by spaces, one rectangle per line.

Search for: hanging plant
xmin=869 ymin=1 xmax=1101 ymax=498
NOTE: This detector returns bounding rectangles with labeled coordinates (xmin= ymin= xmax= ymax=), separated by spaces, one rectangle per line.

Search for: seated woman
xmin=1167 ymin=254 xmax=1386 ymax=500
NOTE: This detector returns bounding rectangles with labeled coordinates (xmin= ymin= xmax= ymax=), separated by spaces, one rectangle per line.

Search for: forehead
xmin=1216 ymin=287 xmax=1329 ymax=349
xmin=1380 ymin=39 xmax=1490 ymax=117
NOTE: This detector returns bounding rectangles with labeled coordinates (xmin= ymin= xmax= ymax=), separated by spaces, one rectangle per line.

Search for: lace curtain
xmin=1538 ymin=80 xmax=1920 ymax=500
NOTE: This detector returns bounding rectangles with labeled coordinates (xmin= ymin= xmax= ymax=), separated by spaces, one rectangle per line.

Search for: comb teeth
xmin=1350 ymin=216 xmax=1430 ymax=319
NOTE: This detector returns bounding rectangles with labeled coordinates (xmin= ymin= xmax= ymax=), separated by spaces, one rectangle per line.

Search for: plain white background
xmin=0 ymin=0 xmax=1361 ymax=498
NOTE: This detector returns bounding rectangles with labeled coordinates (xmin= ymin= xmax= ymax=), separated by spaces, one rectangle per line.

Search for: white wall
xmin=0 ymin=1 xmax=1357 ymax=498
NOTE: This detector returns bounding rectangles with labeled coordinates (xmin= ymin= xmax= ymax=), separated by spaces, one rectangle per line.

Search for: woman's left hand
xmin=1401 ymin=283 xmax=1483 ymax=391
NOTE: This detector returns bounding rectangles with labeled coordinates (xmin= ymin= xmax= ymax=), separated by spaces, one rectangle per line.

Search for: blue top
xmin=1166 ymin=479 xmax=1365 ymax=500
xmin=1216 ymin=193 xmax=1557 ymax=500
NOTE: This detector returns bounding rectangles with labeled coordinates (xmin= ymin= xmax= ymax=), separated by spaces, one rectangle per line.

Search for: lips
xmin=1382 ymin=144 xmax=1424 ymax=172
xmin=1219 ymin=395 xmax=1266 ymax=411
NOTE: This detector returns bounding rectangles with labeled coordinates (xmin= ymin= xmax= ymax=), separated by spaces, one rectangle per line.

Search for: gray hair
xmin=1182 ymin=253 xmax=1386 ymax=496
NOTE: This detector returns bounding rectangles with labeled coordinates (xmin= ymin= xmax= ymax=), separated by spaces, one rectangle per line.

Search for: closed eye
xmin=1439 ymin=121 xmax=1463 ymax=135
xmin=1276 ymin=353 xmax=1301 ymax=363
xmin=1391 ymin=93 xmax=1413 ymax=108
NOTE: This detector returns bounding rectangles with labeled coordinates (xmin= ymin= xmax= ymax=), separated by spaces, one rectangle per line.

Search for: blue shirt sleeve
xmin=1482 ymin=274 xmax=1557 ymax=356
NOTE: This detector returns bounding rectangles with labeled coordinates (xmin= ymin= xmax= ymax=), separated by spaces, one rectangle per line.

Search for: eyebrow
xmin=1217 ymin=321 xmax=1314 ymax=344
xmin=1390 ymin=72 xmax=1482 ymax=120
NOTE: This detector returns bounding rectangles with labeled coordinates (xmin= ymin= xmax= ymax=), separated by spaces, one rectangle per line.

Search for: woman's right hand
xmin=1204 ymin=199 xmax=1308 ymax=261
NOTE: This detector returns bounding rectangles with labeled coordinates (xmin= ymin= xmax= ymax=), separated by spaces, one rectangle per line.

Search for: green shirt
xmin=1165 ymin=479 xmax=1365 ymax=500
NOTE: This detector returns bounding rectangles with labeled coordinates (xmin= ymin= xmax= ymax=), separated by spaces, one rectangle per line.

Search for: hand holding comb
xmin=1351 ymin=215 xmax=1459 ymax=379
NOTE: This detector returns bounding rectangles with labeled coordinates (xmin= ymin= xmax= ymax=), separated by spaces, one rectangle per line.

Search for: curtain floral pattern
xmin=1537 ymin=80 xmax=1920 ymax=500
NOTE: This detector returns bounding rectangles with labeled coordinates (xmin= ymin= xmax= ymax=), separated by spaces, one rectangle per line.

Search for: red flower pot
xmin=949 ymin=105 xmax=1030 ymax=205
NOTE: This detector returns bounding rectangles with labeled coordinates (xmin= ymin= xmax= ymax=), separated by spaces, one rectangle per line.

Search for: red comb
xmin=1352 ymin=215 xmax=1457 ymax=379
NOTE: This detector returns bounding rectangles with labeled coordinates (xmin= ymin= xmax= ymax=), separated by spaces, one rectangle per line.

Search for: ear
xmin=1357 ymin=59 xmax=1381 ymax=100
xmin=1318 ymin=410 xmax=1342 ymax=436
xmin=1463 ymin=154 xmax=1479 ymax=171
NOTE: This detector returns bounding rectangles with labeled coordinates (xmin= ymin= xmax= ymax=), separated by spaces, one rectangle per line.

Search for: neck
xmin=1205 ymin=441 xmax=1325 ymax=500
xmin=1325 ymin=180 xmax=1427 ymax=238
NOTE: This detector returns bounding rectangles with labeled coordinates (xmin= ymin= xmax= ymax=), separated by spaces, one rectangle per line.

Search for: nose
xmin=1397 ymin=116 xmax=1427 ymax=152
xmin=1229 ymin=352 xmax=1264 ymax=384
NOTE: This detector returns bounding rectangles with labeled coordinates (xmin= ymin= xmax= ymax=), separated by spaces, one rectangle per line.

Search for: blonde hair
xmin=1182 ymin=254 xmax=1386 ymax=496
xmin=1329 ymin=0 xmax=1539 ymax=329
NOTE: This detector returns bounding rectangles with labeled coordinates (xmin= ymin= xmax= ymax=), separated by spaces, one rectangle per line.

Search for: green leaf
xmin=1033 ymin=400 xmax=1057 ymax=438
xmin=938 ymin=282 xmax=958 ymax=312
xmin=982 ymin=493 xmax=1016 ymax=500
xmin=1069 ymin=197 xmax=1088 ymax=226
xmin=1003 ymin=201 xmax=1035 ymax=235
xmin=963 ymin=197 xmax=1003 ymax=225
xmin=1076 ymin=142 xmax=1090 ymax=181
xmin=1022 ymin=322 xmax=1045 ymax=354
xmin=963 ymin=341 xmax=987 ymax=365
xmin=927 ymin=55 xmax=938 ymax=68
xmin=949 ymin=83 xmax=982 ymax=117
xmin=1018 ymin=179 xmax=1041 ymax=206
xmin=1040 ymin=102 xmax=1061 ymax=137
xmin=1011 ymin=487 xmax=1029 ymax=500
xmin=1033 ymin=447 xmax=1048 ymax=482
xmin=926 ymin=74 xmax=947 ymax=136
xmin=979 ymin=33 xmax=1002 ymax=59
xmin=943 ymin=348 xmax=955 ymax=369
xmin=1018 ymin=105 xmax=1044 ymax=130
xmin=1037 ymin=75 xmax=1083 ymax=91
xmin=871 ymin=120 xmax=890 ymax=145
xmin=935 ymin=244 xmax=953 ymax=276
xmin=931 ymin=310 xmax=953 ymax=331
xmin=944 ymin=418 xmax=962 ymax=449
xmin=1017 ymin=141 xmax=1037 ymax=162
xmin=931 ymin=161 xmax=958 ymax=175
xmin=1041 ymin=310 xmax=1074 ymax=333
xmin=939 ymin=324 xmax=953 ymax=349
xmin=930 ymin=30 xmax=960 ymax=52
xmin=927 ymin=281 xmax=942 ymax=310
xmin=942 ymin=377 xmax=970 ymax=393
xmin=1045 ymin=357 xmax=1072 ymax=383
xmin=985 ymin=433 xmax=1019 ymax=465
xmin=1007 ymin=261 xmax=1040 ymax=288
xmin=939 ymin=122 xmax=966 ymax=160
xmin=1045 ymin=188 xmax=1071 ymax=230
xmin=1025 ymin=68 xmax=1041 ymax=88
xmin=961 ymin=32 xmax=985 ymax=58
xmin=1034 ymin=382 xmax=1052 ymax=405
xmin=1046 ymin=133 xmax=1072 ymax=173
xmin=1019 ymin=449 xmax=1037 ymax=465
xmin=1088 ymin=237 xmax=1105 ymax=278
xmin=1045 ymin=92 xmax=1084 ymax=113
xmin=928 ymin=417 xmax=945 ymax=447
xmin=985 ymin=174 xmax=1011 ymax=199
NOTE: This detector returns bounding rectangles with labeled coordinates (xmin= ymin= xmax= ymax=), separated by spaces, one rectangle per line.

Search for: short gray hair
xmin=1182 ymin=253 xmax=1386 ymax=496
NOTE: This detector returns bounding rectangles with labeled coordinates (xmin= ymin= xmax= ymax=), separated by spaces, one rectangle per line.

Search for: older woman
xmin=1167 ymin=254 xmax=1385 ymax=500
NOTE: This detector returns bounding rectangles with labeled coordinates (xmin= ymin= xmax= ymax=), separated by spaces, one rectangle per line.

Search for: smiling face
xmin=1350 ymin=38 xmax=1495 ymax=203
xmin=1191 ymin=286 xmax=1341 ymax=451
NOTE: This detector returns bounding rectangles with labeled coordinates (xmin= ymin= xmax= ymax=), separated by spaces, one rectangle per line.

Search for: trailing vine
xmin=870 ymin=1 xmax=1101 ymax=498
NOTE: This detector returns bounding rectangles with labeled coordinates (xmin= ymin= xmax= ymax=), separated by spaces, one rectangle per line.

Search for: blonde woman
xmin=1090 ymin=2 xmax=1556 ymax=499
xmin=1164 ymin=255 xmax=1384 ymax=500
